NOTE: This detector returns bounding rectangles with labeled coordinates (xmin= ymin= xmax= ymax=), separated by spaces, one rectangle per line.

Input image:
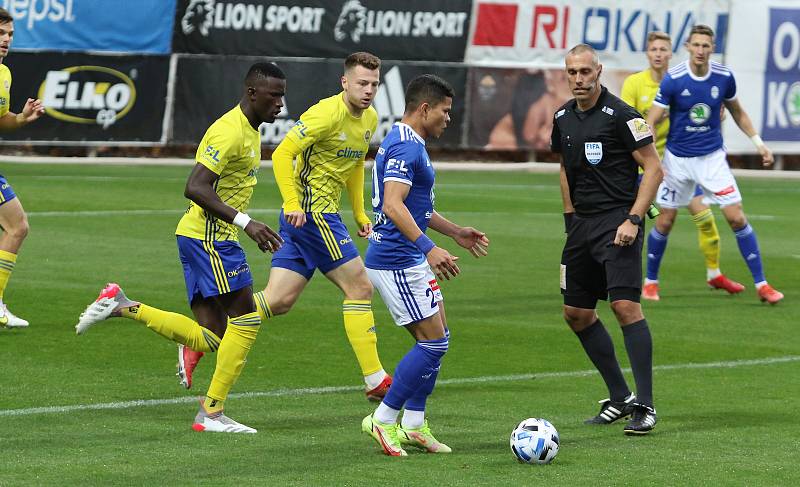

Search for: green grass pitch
xmin=1 ymin=163 xmax=798 ymax=485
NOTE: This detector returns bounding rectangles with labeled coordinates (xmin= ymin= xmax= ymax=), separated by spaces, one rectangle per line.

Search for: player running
xmin=179 ymin=52 xmax=393 ymax=400
xmin=77 ymin=63 xmax=286 ymax=433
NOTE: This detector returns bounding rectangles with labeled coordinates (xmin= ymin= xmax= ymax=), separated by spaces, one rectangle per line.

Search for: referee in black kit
xmin=551 ymin=44 xmax=663 ymax=435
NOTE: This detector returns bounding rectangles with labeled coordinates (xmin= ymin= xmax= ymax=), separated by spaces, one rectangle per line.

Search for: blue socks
xmin=646 ymin=228 xmax=669 ymax=281
xmin=734 ymin=224 xmax=765 ymax=284
xmin=382 ymin=336 xmax=448 ymax=411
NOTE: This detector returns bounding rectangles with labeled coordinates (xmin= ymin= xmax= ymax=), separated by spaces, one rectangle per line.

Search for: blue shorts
xmin=0 ymin=175 xmax=18 ymax=206
xmin=177 ymin=236 xmax=253 ymax=304
xmin=271 ymin=211 xmax=360 ymax=280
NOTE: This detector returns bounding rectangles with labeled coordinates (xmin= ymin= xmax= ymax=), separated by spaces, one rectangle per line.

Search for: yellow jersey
xmin=0 ymin=64 xmax=11 ymax=117
xmin=176 ymin=104 xmax=261 ymax=241
xmin=284 ymin=93 xmax=377 ymax=213
xmin=621 ymin=69 xmax=668 ymax=157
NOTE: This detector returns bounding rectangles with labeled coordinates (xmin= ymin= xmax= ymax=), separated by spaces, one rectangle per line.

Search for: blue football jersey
xmin=365 ymin=123 xmax=435 ymax=270
xmin=653 ymin=60 xmax=736 ymax=157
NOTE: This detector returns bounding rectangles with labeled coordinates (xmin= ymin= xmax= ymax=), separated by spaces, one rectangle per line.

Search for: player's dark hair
xmin=245 ymin=62 xmax=286 ymax=86
xmin=0 ymin=8 xmax=12 ymax=24
xmin=344 ymin=52 xmax=381 ymax=72
xmin=689 ymin=24 xmax=715 ymax=42
xmin=404 ymin=74 xmax=455 ymax=113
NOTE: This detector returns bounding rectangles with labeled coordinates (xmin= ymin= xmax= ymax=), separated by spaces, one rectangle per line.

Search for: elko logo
xmin=334 ymin=0 xmax=367 ymax=42
xmin=38 ymin=66 xmax=136 ymax=129
xmin=181 ymin=0 xmax=214 ymax=36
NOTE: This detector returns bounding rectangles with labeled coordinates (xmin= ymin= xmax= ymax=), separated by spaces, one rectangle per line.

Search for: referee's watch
xmin=626 ymin=214 xmax=642 ymax=226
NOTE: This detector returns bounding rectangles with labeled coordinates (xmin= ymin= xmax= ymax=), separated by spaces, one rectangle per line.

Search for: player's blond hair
xmin=344 ymin=52 xmax=381 ymax=72
xmin=647 ymin=32 xmax=671 ymax=46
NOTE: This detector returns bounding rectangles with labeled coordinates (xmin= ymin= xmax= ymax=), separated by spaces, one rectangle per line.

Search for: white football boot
xmin=0 ymin=303 xmax=29 ymax=328
xmin=192 ymin=402 xmax=257 ymax=434
xmin=76 ymin=283 xmax=138 ymax=335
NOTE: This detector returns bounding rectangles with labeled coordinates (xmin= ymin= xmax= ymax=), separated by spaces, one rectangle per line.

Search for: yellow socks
xmin=253 ymin=290 xmax=273 ymax=320
xmin=0 ymin=250 xmax=17 ymax=300
xmin=206 ymin=311 xmax=261 ymax=404
xmin=121 ymin=304 xmax=221 ymax=353
xmin=342 ymin=300 xmax=383 ymax=376
xmin=692 ymin=208 xmax=721 ymax=271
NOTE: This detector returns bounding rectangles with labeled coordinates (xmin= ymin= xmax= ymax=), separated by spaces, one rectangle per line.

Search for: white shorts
xmin=656 ymin=148 xmax=742 ymax=209
xmin=366 ymin=262 xmax=443 ymax=326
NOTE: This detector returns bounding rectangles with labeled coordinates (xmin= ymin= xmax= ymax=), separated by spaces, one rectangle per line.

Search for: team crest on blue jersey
xmin=689 ymin=103 xmax=711 ymax=124
xmin=711 ymin=86 xmax=719 ymax=99
xmin=584 ymin=142 xmax=602 ymax=165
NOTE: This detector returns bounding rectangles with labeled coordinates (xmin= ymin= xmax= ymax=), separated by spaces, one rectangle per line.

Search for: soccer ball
xmin=509 ymin=418 xmax=560 ymax=464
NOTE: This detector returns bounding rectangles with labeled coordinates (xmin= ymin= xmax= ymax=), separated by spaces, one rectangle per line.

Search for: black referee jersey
xmin=551 ymin=86 xmax=653 ymax=216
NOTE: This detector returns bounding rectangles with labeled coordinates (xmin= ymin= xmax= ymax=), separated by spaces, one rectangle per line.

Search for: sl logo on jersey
xmin=689 ymin=103 xmax=711 ymax=124
xmin=584 ymin=142 xmax=603 ymax=165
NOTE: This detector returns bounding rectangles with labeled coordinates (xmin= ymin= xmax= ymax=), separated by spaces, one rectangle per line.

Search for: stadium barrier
xmin=0 ymin=0 xmax=798 ymax=159
xmin=172 ymin=0 xmax=472 ymax=62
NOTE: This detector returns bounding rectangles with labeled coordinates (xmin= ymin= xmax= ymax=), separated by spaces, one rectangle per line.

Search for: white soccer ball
xmin=509 ymin=418 xmax=560 ymax=464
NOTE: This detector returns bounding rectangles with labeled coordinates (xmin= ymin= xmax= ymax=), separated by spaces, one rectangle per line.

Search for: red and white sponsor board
xmin=466 ymin=0 xmax=728 ymax=69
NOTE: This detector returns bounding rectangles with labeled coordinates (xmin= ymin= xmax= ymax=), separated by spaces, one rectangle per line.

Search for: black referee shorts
xmin=560 ymin=207 xmax=643 ymax=309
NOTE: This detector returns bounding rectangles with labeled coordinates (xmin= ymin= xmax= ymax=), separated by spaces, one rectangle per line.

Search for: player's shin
xmin=204 ymin=311 xmax=262 ymax=411
xmin=382 ymin=338 xmax=448 ymax=416
xmin=123 ymin=304 xmax=220 ymax=353
xmin=253 ymin=290 xmax=273 ymax=321
xmin=343 ymin=300 xmax=385 ymax=380
xmin=692 ymin=209 xmax=720 ymax=273
xmin=645 ymin=228 xmax=669 ymax=282
xmin=0 ymin=249 xmax=17 ymax=301
xmin=734 ymin=224 xmax=765 ymax=284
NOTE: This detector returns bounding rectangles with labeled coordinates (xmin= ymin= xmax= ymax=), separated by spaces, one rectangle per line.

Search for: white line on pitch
xmin=22 ymin=208 xmax=783 ymax=221
xmin=1 ymin=355 xmax=796 ymax=418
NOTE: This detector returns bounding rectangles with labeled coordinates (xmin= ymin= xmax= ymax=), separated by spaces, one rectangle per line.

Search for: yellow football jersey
xmin=0 ymin=64 xmax=11 ymax=118
xmin=621 ymin=69 xmax=668 ymax=157
xmin=176 ymin=105 xmax=261 ymax=241
xmin=284 ymin=93 xmax=377 ymax=213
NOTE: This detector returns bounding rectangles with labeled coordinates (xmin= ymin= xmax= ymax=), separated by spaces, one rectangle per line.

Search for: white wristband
xmin=232 ymin=212 xmax=251 ymax=229
xmin=750 ymin=135 xmax=765 ymax=149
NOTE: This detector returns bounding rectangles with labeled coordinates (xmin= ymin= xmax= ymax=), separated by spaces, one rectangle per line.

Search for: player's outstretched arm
xmin=724 ymin=98 xmax=774 ymax=167
xmin=429 ymin=211 xmax=489 ymax=258
xmin=185 ymin=164 xmax=283 ymax=252
xmin=0 ymin=98 xmax=45 ymax=131
xmin=382 ymin=181 xmax=460 ymax=281
xmin=345 ymin=159 xmax=372 ymax=238
xmin=272 ymin=137 xmax=306 ymax=227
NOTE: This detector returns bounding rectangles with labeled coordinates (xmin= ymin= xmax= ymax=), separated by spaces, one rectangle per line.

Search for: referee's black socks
xmin=575 ymin=320 xmax=631 ymax=402
xmin=622 ymin=319 xmax=653 ymax=408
